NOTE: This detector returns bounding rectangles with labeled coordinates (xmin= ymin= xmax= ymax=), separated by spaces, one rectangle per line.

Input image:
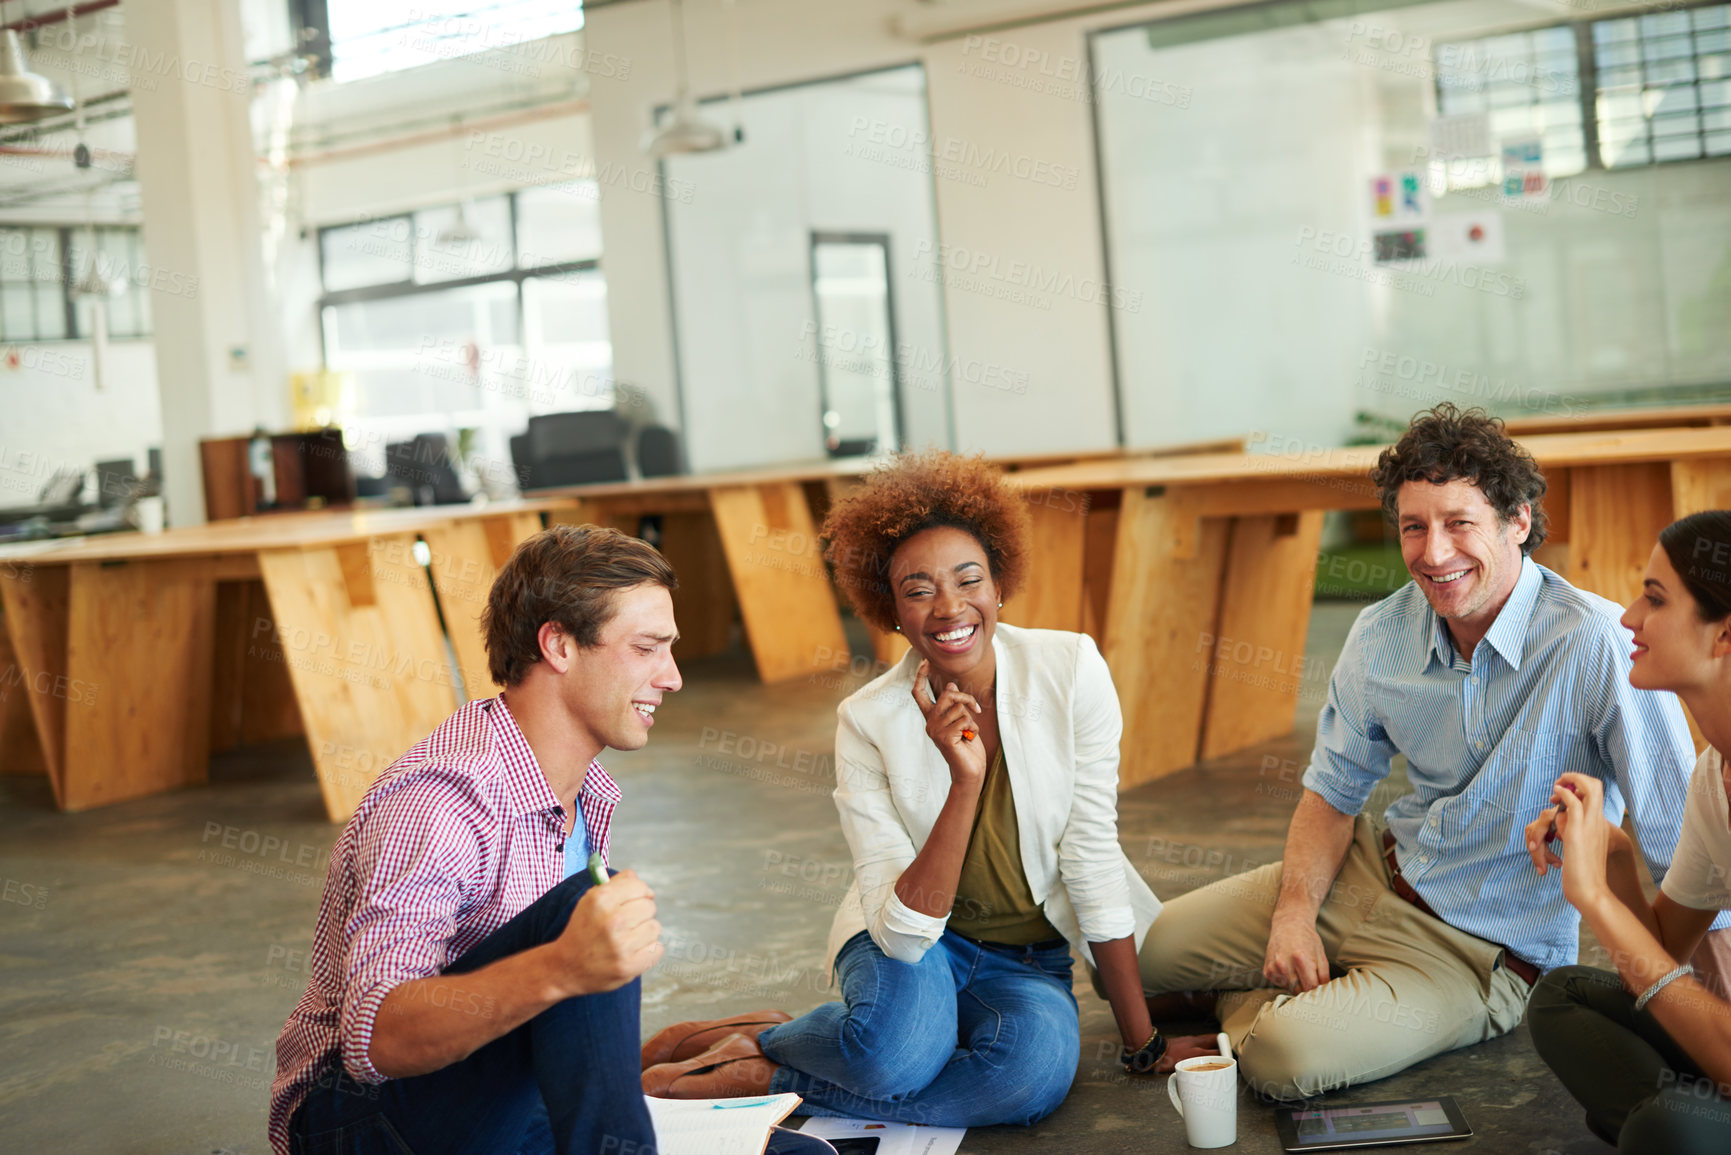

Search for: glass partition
xmin=662 ymin=64 xmax=952 ymax=473
xmin=1093 ymin=0 xmax=1731 ymax=452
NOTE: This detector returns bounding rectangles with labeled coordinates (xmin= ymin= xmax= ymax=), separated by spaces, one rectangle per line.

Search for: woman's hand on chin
xmin=912 ymin=659 xmax=988 ymax=787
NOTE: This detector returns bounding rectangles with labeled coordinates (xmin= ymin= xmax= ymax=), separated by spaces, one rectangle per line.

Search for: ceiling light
xmin=0 ymin=29 xmax=73 ymax=124
xmin=642 ymin=0 xmax=726 ymax=158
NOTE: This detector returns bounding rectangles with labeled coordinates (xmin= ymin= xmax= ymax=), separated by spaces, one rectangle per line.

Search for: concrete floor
xmin=0 ymin=602 xmax=1614 ymax=1154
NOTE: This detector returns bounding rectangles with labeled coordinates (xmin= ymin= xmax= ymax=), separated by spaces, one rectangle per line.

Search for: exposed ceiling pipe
xmin=8 ymin=0 xmax=121 ymax=34
xmin=0 ymin=143 xmax=128 ymax=157
xmin=275 ymin=95 xmax=589 ymax=168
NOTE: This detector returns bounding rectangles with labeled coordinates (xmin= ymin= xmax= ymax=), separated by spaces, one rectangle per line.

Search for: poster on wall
xmin=1429 ymin=212 xmax=1506 ymax=263
xmin=1500 ymin=137 xmax=1548 ymax=199
xmin=1373 ymin=229 xmax=1427 ymax=264
xmin=1369 ymin=171 xmax=1427 ymax=224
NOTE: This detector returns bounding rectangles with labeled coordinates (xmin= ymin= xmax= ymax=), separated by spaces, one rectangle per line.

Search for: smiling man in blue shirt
xmin=1138 ymin=403 xmax=1726 ymax=1101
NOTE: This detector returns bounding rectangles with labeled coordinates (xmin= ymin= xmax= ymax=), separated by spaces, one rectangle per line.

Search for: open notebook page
xmin=643 ymin=1092 xmax=803 ymax=1155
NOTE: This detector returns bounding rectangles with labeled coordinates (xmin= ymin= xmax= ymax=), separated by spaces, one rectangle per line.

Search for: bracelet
xmin=1121 ymin=1028 xmax=1167 ymax=1075
xmin=1635 ymin=963 xmax=1694 ymax=1012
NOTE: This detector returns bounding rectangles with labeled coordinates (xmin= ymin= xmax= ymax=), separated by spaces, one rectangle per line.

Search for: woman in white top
xmin=1525 ymin=509 xmax=1731 ymax=1151
xmin=640 ymin=452 xmax=1214 ymax=1124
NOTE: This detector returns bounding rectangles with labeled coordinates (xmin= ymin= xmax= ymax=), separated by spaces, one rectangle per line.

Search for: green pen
xmin=588 ymin=851 xmax=609 ymax=886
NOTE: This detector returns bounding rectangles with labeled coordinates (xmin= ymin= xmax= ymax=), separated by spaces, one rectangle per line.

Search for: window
xmin=0 ymin=227 xmax=66 ymax=341
xmin=319 ymin=217 xmax=412 ymax=292
xmin=1433 ymin=26 xmax=1586 ymax=187
xmin=1433 ymin=3 xmax=1731 ymax=175
xmin=0 ymin=225 xmax=152 ymax=342
xmin=1594 ymin=5 xmax=1731 ymax=167
xmin=514 ymin=181 xmax=603 ymax=266
xmin=316 ymin=186 xmax=612 ymax=491
xmin=69 ymin=229 xmax=153 ymax=340
xmin=414 ymin=199 xmax=515 ymax=284
xmin=321 ymin=1 xmax=587 ymax=83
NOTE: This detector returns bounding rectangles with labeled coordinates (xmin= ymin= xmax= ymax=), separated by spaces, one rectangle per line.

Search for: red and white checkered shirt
xmin=267 ymin=696 xmax=620 ymax=1155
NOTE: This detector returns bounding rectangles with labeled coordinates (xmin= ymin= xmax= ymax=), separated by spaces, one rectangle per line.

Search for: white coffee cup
xmin=1167 ymin=1054 xmax=1238 ymax=1148
xmin=133 ymin=495 xmax=165 ymax=534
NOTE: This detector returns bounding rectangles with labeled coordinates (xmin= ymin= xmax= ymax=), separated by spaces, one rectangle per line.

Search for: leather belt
xmin=1380 ymin=829 xmax=1539 ymax=988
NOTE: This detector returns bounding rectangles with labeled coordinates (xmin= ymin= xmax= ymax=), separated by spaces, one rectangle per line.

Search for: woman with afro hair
xmin=640 ymin=452 xmax=1217 ymax=1126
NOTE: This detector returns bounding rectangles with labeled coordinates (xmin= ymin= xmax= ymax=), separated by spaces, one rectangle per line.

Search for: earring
xmin=894 ymin=625 xmax=901 ymax=631
xmin=998 ymin=601 xmax=1003 ymax=608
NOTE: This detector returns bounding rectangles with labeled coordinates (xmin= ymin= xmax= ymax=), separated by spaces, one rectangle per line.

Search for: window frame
xmin=0 ymin=223 xmax=152 ymax=343
xmin=314 ymin=189 xmax=602 ymax=367
xmin=289 ymin=0 xmax=586 ymax=84
xmin=1430 ymin=0 xmax=1731 ymax=174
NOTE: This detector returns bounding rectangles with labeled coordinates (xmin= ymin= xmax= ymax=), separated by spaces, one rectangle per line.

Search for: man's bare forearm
xmin=369 ymin=945 xmax=565 ymax=1078
xmin=1273 ymin=791 xmax=1357 ymax=925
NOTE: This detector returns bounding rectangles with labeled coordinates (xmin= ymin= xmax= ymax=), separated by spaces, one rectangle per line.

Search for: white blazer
xmin=824 ymin=622 xmax=1162 ymax=973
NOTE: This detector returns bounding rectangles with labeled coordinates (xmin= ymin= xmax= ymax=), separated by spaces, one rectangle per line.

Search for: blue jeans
xmin=759 ymin=930 xmax=1080 ymax=1127
xmin=288 ymin=872 xmax=652 ymax=1155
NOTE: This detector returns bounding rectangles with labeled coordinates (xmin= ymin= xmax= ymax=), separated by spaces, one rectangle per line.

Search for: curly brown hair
xmin=1370 ymin=403 xmax=1548 ymax=554
xmin=483 ymin=524 xmax=677 ymax=687
xmin=822 ymin=451 xmax=1031 ymax=633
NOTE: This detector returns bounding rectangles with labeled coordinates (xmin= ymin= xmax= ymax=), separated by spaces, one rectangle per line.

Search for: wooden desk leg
xmin=60 ymin=559 xmax=216 ymax=810
xmin=0 ymin=598 xmax=48 ymax=776
xmin=1102 ymin=487 xmax=1230 ymax=790
xmin=1566 ymin=463 xmax=1674 ymax=607
xmin=259 ymin=535 xmax=459 ymax=823
xmin=210 ymin=579 xmax=304 ymax=753
xmin=1082 ymin=504 xmax=1121 ymax=645
xmin=421 ymin=512 xmax=543 ymax=701
xmin=1001 ymin=497 xmax=1089 ymax=632
xmin=0 ymin=565 xmax=68 ymax=804
xmin=659 ymin=511 xmax=736 ymax=663
xmin=1671 ymin=459 xmax=1731 ymax=517
xmin=710 ymin=482 xmax=850 ymax=683
xmin=1198 ymin=512 xmax=1325 ymax=761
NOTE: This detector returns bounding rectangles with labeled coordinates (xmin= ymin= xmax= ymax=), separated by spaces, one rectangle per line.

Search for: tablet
xmin=1273 ymin=1097 xmax=1473 ymax=1151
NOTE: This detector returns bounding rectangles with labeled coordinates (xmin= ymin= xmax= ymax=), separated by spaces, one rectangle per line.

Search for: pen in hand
xmin=588 ymin=851 xmax=609 ymax=887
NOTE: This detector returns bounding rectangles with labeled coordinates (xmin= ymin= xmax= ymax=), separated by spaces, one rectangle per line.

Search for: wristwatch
xmin=1121 ymin=1028 xmax=1168 ymax=1075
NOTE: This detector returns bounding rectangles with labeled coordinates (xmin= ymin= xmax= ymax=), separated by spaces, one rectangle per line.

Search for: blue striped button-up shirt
xmin=1302 ymin=557 xmax=1719 ymax=971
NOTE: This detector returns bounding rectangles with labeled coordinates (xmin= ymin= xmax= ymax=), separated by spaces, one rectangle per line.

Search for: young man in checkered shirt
xmin=270 ymin=525 xmax=680 ymax=1154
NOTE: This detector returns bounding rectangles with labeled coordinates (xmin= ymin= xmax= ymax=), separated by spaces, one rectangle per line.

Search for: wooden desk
xmin=1503 ymin=402 xmax=1731 ymax=437
xmin=527 ymin=444 xmax=1252 ymax=682
xmin=1005 ymin=426 xmax=1731 ymax=789
xmin=0 ymin=441 xmax=1256 ymax=818
xmin=0 ymin=502 xmax=552 ymax=820
xmin=528 ymin=459 xmax=870 ymax=683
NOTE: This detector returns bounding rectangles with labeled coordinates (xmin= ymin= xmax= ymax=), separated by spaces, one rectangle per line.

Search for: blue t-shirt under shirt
xmin=561 ymin=813 xmax=590 ymax=880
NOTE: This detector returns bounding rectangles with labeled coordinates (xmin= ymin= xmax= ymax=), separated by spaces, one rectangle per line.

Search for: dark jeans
xmin=1529 ymin=965 xmax=1731 ymax=1153
xmin=289 ymin=872 xmax=653 ymax=1155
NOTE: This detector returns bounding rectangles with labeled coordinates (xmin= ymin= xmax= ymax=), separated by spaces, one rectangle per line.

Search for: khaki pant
xmin=1138 ymin=815 xmax=1531 ymax=1101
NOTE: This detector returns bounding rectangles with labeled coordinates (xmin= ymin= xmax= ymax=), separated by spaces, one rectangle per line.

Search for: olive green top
xmin=948 ymin=746 xmax=1063 ymax=945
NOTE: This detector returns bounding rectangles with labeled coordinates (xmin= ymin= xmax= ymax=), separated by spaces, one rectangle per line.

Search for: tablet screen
xmin=1286 ymin=1100 xmax=1461 ymax=1144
